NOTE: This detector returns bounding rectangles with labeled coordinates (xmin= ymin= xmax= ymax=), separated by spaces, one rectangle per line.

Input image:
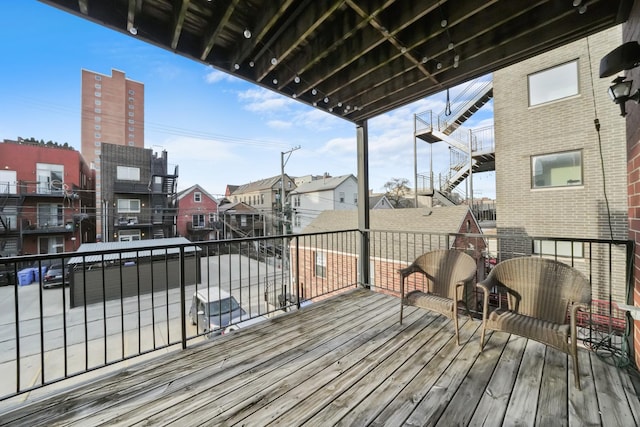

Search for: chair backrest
xmin=411 ymin=249 xmax=477 ymax=299
xmin=488 ymin=257 xmax=591 ymax=323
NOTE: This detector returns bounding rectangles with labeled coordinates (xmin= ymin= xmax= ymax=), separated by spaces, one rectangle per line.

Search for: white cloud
xmin=267 ymin=119 xmax=293 ymax=129
xmin=204 ymin=69 xmax=239 ymax=84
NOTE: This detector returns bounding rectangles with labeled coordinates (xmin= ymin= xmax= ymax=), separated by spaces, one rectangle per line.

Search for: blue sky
xmin=0 ymin=1 xmax=495 ymax=199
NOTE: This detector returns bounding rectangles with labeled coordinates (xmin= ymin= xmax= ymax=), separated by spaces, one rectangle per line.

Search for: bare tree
xmin=383 ymin=177 xmax=411 ymax=208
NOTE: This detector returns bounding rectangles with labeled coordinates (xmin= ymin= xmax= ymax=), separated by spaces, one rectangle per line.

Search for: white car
xmin=188 ymin=288 xmax=246 ymax=336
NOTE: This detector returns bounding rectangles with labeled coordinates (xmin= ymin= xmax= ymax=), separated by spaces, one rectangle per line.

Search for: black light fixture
xmin=608 ymin=76 xmax=640 ymax=117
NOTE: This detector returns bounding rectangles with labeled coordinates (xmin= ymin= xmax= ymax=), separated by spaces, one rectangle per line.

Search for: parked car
xmin=0 ymin=264 xmax=16 ymax=287
xmin=188 ymin=288 xmax=246 ymax=336
xmin=222 ymin=315 xmax=268 ymax=335
xmin=42 ymin=263 xmax=69 ymax=289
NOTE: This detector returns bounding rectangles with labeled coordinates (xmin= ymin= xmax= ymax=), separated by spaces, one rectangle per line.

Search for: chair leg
xmin=572 ymin=351 xmax=581 ymax=390
xmin=399 ymin=301 xmax=404 ymax=325
xmin=453 ymin=313 xmax=460 ymax=345
xmin=479 ymin=324 xmax=486 ymax=351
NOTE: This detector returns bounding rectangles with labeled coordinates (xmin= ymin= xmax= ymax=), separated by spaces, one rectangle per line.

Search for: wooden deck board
xmin=1 ymin=289 xmax=639 ymax=427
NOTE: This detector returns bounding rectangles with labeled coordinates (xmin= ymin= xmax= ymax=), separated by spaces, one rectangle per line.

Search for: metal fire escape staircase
xmin=415 ymin=77 xmax=494 ymax=203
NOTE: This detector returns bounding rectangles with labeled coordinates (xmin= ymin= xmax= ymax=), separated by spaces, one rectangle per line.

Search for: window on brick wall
xmin=528 ymin=60 xmax=578 ymax=106
xmin=531 ymin=150 xmax=582 ymax=189
xmin=315 ymin=251 xmax=326 ymax=278
xmin=533 ymin=240 xmax=583 ymax=258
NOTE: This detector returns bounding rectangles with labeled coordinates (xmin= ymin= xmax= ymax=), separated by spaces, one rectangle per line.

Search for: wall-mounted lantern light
xmin=608 ymin=76 xmax=640 ymax=117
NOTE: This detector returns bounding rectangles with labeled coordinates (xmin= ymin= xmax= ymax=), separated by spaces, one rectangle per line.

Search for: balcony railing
xmin=0 ymin=231 xmax=632 ymax=401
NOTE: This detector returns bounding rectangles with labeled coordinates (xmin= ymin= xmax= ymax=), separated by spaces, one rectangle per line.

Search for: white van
xmin=188 ymin=287 xmax=246 ymax=335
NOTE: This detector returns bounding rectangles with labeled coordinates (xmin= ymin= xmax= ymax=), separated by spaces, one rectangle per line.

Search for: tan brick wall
xmin=494 ymin=26 xmax=628 ymax=303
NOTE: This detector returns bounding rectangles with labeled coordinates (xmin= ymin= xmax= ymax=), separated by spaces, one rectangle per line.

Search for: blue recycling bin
xmin=18 ymin=268 xmax=34 ymax=286
xmin=32 ymin=266 xmax=47 ymax=283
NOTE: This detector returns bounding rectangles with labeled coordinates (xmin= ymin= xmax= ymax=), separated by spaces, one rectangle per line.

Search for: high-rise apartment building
xmin=81 ymin=69 xmax=144 ymax=239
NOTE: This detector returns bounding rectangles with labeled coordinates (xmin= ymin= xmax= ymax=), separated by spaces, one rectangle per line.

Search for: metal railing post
xmin=295 ymin=236 xmax=301 ymax=309
xmin=180 ymin=246 xmax=187 ymax=350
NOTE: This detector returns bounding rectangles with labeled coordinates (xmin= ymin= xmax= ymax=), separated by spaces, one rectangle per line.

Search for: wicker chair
xmin=399 ymin=249 xmax=477 ymax=345
xmin=477 ymin=257 xmax=591 ymax=389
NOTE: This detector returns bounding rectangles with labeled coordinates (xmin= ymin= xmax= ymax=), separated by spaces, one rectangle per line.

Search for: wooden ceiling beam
xmin=200 ymin=0 xmax=240 ymax=61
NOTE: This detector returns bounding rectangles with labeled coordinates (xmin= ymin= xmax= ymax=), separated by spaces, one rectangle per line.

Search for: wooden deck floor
xmin=1 ymin=288 xmax=640 ymax=426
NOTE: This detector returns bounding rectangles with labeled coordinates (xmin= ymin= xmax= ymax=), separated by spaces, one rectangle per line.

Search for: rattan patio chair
xmin=399 ymin=249 xmax=477 ymax=345
xmin=477 ymin=257 xmax=591 ymax=390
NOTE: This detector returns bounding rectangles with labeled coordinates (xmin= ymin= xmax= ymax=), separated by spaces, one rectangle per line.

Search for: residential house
xmin=293 ymin=205 xmax=485 ymax=302
xmin=0 ymin=139 xmax=95 ymax=255
xmin=290 ymin=174 xmax=358 ymax=234
xmin=368 ymin=194 xmax=394 ymax=210
xmin=493 ymin=25 xmax=628 ymax=304
xmin=230 ymin=174 xmax=296 ymax=235
xmin=218 ymin=201 xmax=263 ymax=239
xmin=176 ymin=184 xmax=220 ymax=241
xmin=100 ymin=143 xmax=178 ymax=242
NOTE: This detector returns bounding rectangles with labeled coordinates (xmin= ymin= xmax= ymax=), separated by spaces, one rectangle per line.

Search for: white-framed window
xmin=240 ymin=215 xmax=247 ymax=226
xmin=128 ymin=89 xmax=135 ymax=95
xmin=294 ymin=214 xmax=301 ymax=227
xmin=38 ymin=236 xmax=64 ymax=254
xmin=209 ymin=212 xmax=218 ymax=223
xmin=94 ymin=133 xmax=101 ymax=138
xmin=95 ymin=75 xmax=101 ymax=81
xmin=528 ymin=60 xmax=579 ymax=106
xmin=339 ymin=192 xmax=345 ymax=203
xmin=194 ymin=192 xmax=202 ymax=202
xmin=533 ymin=240 xmax=583 ymax=258
xmin=95 ymin=100 xmax=101 ymax=106
xmin=95 ymin=116 xmax=101 ymax=122
xmin=128 ymin=119 xmax=135 ymax=124
xmin=94 ymin=108 xmax=101 ymax=113
xmin=294 ymin=196 xmax=300 ymax=207
xmin=353 ymin=193 xmax=358 ymax=204
xmin=531 ymin=150 xmax=582 ymax=189
xmin=94 ymin=141 xmax=101 ymax=146
xmin=128 ymin=126 xmax=134 ymax=131
xmin=95 ymin=92 xmax=101 ymax=97
xmin=36 ymin=163 xmax=64 ymax=193
xmin=95 ymin=83 xmax=101 ymax=89
xmin=315 ymin=251 xmax=326 ymax=278
xmin=37 ymin=203 xmax=63 ymax=227
xmin=95 ymin=125 xmax=101 ymax=130
xmin=129 ymin=104 xmax=134 ymax=109
xmin=128 ymin=141 xmax=135 ymax=146
xmin=117 ymin=166 xmax=140 ymax=181
xmin=261 ymin=194 xmax=265 ymax=204
xmin=128 ymin=112 xmax=134 ymax=117
xmin=117 ymin=199 xmax=141 ymax=213
xmin=128 ymin=97 xmax=134 ymax=102
xmin=192 ymin=214 xmax=205 ymax=227
xmin=118 ymin=230 xmax=141 ymax=242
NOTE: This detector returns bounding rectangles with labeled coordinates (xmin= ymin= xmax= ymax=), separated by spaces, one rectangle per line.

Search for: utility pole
xmin=280 ymin=146 xmax=300 ymax=235
xmin=279 ymin=146 xmax=300 ymax=302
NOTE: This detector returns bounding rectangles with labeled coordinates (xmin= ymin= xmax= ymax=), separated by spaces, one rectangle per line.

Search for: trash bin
xmin=18 ymin=268 xmax=34 ymax=286
xmin=32 ymin=266 xmax=47 ymax=283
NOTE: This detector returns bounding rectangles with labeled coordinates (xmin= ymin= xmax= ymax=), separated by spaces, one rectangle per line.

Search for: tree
xmin=383 ymin=177 xmax=411 ymax=208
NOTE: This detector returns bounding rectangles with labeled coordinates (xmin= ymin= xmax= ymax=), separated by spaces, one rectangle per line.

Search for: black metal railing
xmin=0 ymin=231 xmax=632 ymax=401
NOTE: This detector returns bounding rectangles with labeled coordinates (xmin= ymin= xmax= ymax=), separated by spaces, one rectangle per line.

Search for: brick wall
xmin=494 ymin=26 xmax=629 ymax=303
xmin=622 ymin=0 xmax=640 ymax=370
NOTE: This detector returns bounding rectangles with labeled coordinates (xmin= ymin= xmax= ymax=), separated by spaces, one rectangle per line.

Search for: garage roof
xmin=40 ymin=0 xmax=632 ymax=123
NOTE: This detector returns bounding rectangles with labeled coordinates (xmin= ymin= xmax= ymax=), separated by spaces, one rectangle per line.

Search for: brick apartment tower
xmin=81 ymin=69 xmax=144 ymax=240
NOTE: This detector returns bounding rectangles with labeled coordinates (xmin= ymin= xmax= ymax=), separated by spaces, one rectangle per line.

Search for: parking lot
xmin=0 ymin=254 xmax=290 ymax=401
